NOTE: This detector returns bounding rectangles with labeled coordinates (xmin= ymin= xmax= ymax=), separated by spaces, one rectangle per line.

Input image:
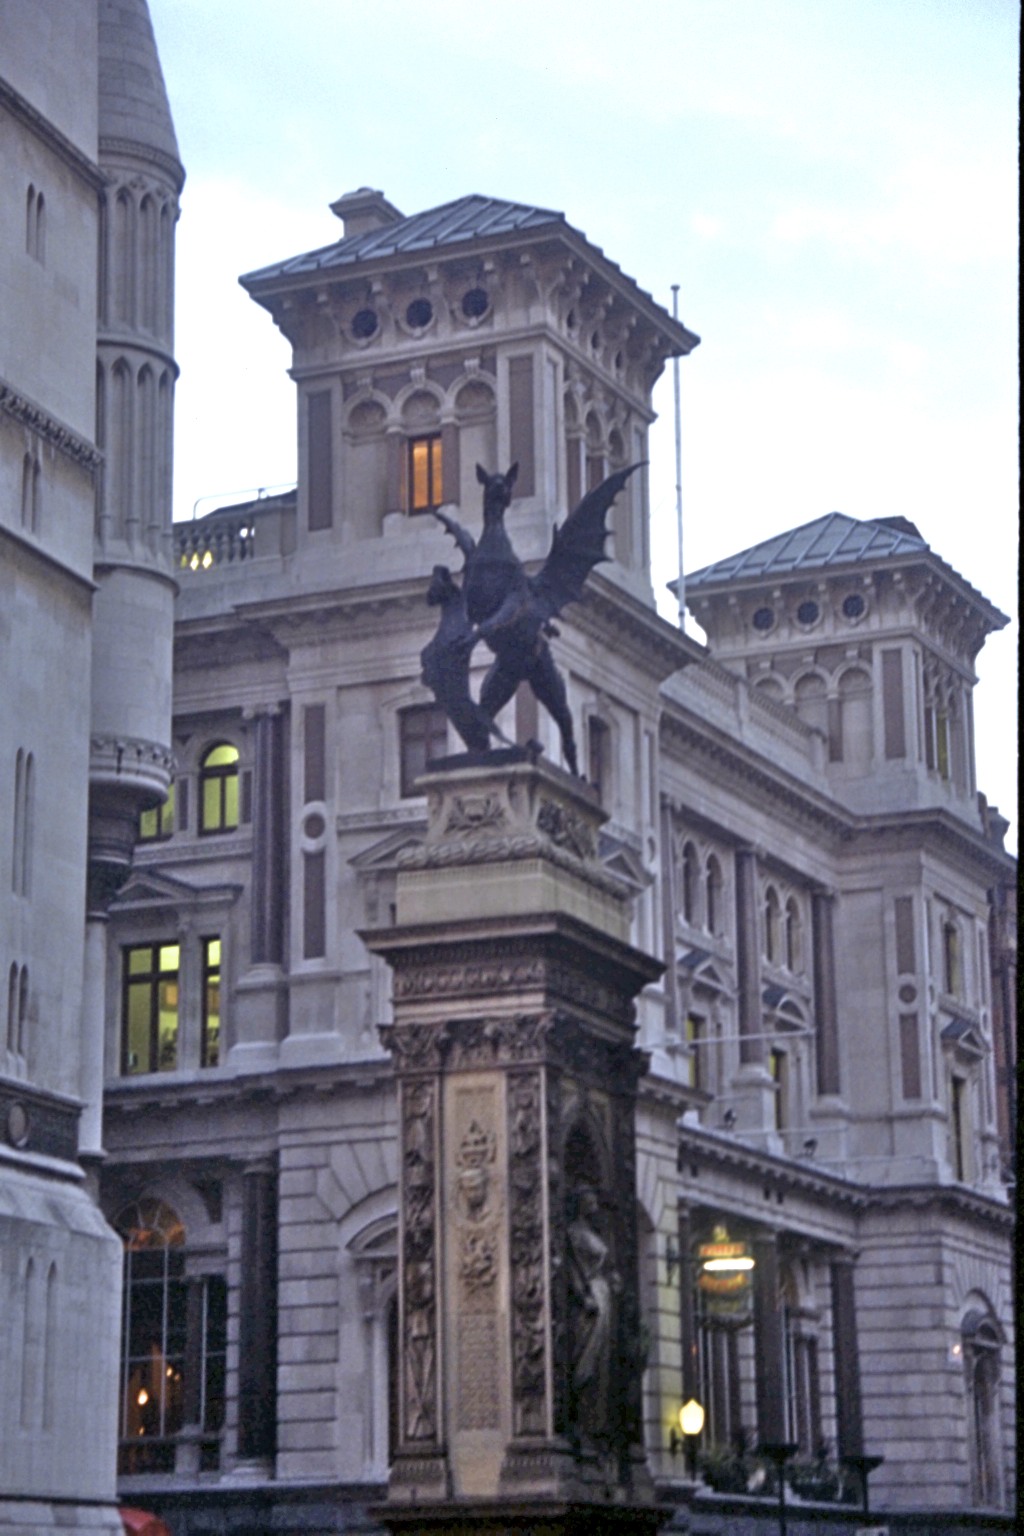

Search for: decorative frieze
xmin=0 ymin=379 xmax=102 ymax=469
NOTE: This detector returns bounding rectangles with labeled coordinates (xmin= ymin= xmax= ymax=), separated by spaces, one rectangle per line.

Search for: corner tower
xmin=684 ymin=513 xmax=1008 ymax=824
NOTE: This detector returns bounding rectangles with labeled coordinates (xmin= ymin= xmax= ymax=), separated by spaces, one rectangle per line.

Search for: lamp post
xmin=757 ymin=1441 xmax=798 ymax=1536
xmin=669 ymin=1397 xmax=705 ymax=1480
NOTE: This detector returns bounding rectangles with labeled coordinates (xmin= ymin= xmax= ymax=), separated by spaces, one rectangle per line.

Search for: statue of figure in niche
xmin=566 ymin=1184 xmax=621 ymax=1444
xmin=422 ymin=462 xmax=642 ymax=776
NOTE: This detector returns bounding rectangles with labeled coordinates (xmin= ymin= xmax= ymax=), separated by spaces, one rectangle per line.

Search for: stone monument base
xmin=372 ymin=1496 xmax=673 ymax=1536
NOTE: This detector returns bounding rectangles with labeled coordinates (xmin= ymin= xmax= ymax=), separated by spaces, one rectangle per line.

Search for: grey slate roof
xmin=686 ymin=512 xmax=929 ymax=589
xmin=242 ymin=195 xmax=569 ymax=284
xmin=685 ymin=510 xmax=1008 ymax=626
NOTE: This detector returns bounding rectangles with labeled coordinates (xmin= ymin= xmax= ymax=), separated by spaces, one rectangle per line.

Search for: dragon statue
xmin=420 ymin=461 xmax=641 ymax=776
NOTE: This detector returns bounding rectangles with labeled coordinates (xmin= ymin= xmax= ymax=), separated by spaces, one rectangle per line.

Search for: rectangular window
xmin=951 ymin=1075 xmax=968 ymax=1180
xmin=406 ymin=433 xmax=443 ymax=514
xmin=587 ymin=716 xmax=610 ymax=805
xmin=770 ymin=1046 xmax=789 ymax=1131
xmin=139 ymin=783 xmax=175 ymax=843
xmin=507 ymin=356 xmax=535 ymax=497
xmin=307 ymin=390 xmax=333 ymax=530
xmin=894 ymin=896 xmax=916 ymax=974
xmin=202 ymin=937 xmax=221 ymax=1068
xmin=122 ymin=942 xmax=180 ymax=1074
xmin=304 ymin=703 xmax=326 ymax=804
xmin=899 ymin=1013 xmax=922 ymax=1098
xmin=303 ymin=849 xmax=326 ymax=959
xmin=399 ymin=704 xmax=449 ymax=796
xmin=685 ymin=1014 xmax=704 ymax=1091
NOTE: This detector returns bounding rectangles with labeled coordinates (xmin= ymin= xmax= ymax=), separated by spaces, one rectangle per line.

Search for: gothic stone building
xmin=96 ymin=189 xmax=1015 ymax=1529
xmin=1 ymin=2 xmax=182 ymax=1531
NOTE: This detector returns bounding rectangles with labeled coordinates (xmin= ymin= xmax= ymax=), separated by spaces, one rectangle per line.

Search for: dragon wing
xmin=431 ymin=507 xmax=476 ymax=560
xmin=530 ymin=463 xmax=644 ymax=621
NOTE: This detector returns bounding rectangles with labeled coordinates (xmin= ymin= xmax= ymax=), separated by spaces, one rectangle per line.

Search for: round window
xmin=797 ymin=600 xmax=820 ymax=626
xmin=351 ymin=308 xmax=379 ymax=339
xmin=752 ymin=607 xmax=775 ymax=632
xmin=406 ymin=298 xmax=433 ymax=329
xmin=461 ymin=287 xmax=489 ymax=319
xmin=842 ymin=593 xmax=866 ymax=619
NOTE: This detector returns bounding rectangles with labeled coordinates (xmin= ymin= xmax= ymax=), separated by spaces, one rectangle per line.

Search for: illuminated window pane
xmin=200 ymin=743 xmax=240 ymax=834
xmin=121 ymin=943 xmax=179 ymax=1075
xmin=139 ymin=784 xmax=175 ymax=843
xmin=202 ymin=936 xmax=221 ymax=1069
xmin=204 ymin=744 xmax=239 ymax=769
xmin=407 ymin=434 xmax=442 ymax=514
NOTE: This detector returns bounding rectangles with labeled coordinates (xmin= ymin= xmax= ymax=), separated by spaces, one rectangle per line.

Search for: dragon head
xmin=476 ymin=462 xmax=518 ymax=521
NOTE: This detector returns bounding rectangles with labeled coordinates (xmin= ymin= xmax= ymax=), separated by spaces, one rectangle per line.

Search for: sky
xmin=148 ymin=0 xmax=1019 ymax=840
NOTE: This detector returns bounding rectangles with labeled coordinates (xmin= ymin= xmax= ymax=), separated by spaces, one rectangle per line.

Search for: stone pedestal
xmin=363 ymin=755 xmax=669 ymax=1535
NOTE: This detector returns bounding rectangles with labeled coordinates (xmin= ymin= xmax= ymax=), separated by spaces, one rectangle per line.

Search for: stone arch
xmin=836 ymin=665 xmax=873 ymax=769
xmin=793 ymin=671 xmax=829 ymax=738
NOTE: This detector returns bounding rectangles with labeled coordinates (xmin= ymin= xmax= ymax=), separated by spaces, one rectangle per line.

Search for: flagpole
xmin=672 ymin=284 xmax=684 ymax=629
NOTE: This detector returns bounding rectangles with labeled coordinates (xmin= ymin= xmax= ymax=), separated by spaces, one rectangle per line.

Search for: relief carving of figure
xmin=566 ymin=1185 xmax=620 ymax=1444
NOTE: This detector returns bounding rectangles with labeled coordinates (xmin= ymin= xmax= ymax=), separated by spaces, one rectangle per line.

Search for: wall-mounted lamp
xmin=801 ymin=1136 xmax=818 ymax=1157
xmin=669 ymin=1396 xmax=705 ymax=1477
xmin=722 ymin=1108 xmax=737 ymax=1129
xmin=665 ymin=1236 xmax=681 ymax=1286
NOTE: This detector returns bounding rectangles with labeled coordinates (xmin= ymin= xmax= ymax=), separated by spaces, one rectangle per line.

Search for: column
xmin=735 ymin=848 xmax=764 ymax=1066
xmin=752 ymin=1232 xmax=785 ymax=1445
xmin=812 ymin=890 xmax=841 ymax=1096
xmin=250 ymin=706 xmax=286 ymax=967
xmin=830 ymin=1253 xmax=864 ymax=1460
xmin=237 ymin=1159 xmax=278 ymax=1465
xmin=678 ymin=1205 xmax=698 ymax=1401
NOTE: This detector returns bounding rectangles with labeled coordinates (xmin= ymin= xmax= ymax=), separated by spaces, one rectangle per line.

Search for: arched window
xmin=199 ymin=743 xmax=240 ymax=834
xmin=681 ymin=841 xmax=698 ymax=926
xmin=115 ymin=1198 xmax=186 ymax=1472
xmin=836 ymin=667 xmax=873 ymax=768
xmin=781 ymin=1264 xmax=821 ymax=1454
xmin=764 ymin=886 xmax=781 ymax=964
xmin=705 ymin=856 xmax=723 ymax=937
xmin=793 ymin=674 xmax=828 ymax=738
xmin=962 ymin=1309 xmax=1003 ymax=1507
xmin=785 ymin=897 xmax=802 ymax=972
xmin=942 ymin=917 xmax=962 ymax=997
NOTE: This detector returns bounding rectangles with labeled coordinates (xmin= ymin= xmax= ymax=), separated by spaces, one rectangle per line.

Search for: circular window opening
xmin=797 ymin=600 xmax=820 ymax=626
xmin=462 ymin=287 xmax=489 ymax=319
xmin=352 ymin=308 xmax=379 ymax=340
xmin=843 ymin=593 xmax=866 ymax=619
xmin=406 ymin=298 xmax=433 ymax=329
xmin=304 ymin=811 xmax=326 ymax=840
xmin=898 ymin=983 xmax=917 ymax=1004
xmin=752 ymin=607 xmax=775 ymax=632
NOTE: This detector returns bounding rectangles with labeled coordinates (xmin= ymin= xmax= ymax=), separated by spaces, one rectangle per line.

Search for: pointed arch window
xmin=681 ymin=841 xmax=698 ymax=926
xmin=705 ymin=856 xmax=723 ymax=937
xmin=785 ymin=898 xmax=802 ymax=973
xmin=764 ymin=886 xmax=781 ymax=964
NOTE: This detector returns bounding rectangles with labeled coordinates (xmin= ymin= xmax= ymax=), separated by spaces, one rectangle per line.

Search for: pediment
xmin=598 ymin=832 xmax=651 ymax=891
xmin=349 ymin=826 xmax=426 ymax=874
xmin=112 ymin=868 xmax=241 ymax=912
xmin=940 ymin=1017 xmax=987 ymax=1062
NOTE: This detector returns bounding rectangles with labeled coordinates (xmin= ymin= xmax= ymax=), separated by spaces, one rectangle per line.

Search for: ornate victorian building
xmin=94 ymin=186 xmax=1016 ymax=1532
xmin=0 ymin=2 xmax=182 ymax=1531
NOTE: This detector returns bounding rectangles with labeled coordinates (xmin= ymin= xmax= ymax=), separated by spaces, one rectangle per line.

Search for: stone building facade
xmin=0 ymin=2 xmax=182 ymax=1531
xmin=93 ymin=187 xmax=1015 ymax=1531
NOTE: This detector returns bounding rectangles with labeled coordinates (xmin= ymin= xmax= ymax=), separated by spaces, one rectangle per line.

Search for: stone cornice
xmin=0 ymin=77 xmax=106 ymax=190
xmin=678 ymin=1125 xmax=869 ymax=1212
xmin=0 ymin=378 xmax=102 ymax=468
xmin=99 ymin=134 xmax=185 ymax=193
xmin=660 ymin=706 xmax=850 ymax=842
xmin=574 ymin=574 xmax=703 ymax=681
xmin=103 ymin=1056 xmax=396 ymax=1119
xmin=851 ymin=808 xmax=1016 ymax=880
xmin=864 ymin=1181 xmax=1014 ymax=1234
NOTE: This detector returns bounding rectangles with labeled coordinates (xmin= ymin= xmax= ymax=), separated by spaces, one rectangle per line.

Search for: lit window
xmin=139 ymin=783 xmax=175 ymax=843
xmin=115 ymin=1199 xmax=227 ymax=1476
xmin=122 ymin=942 xmax=180 ymax=1074
xmin=202 ymin=936 xmax=221 ymax=1068
xmin=199 ymin=743 xmax=239 ymax=834
xmin=406 ymin=434 xmax=443 ymax=514
xmin=399 ymin=704 xmax=448 ymax=797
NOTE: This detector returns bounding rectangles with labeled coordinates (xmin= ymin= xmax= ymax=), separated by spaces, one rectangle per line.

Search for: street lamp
xmin=669 ymin=1396 xmax=705 ymax=1478
xmin=757 ymin=1441 xmax=798 ymax=1536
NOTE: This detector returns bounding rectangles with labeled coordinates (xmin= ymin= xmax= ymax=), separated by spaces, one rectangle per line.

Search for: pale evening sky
xmin=148 ymin=0 xmax=1019 ymax=839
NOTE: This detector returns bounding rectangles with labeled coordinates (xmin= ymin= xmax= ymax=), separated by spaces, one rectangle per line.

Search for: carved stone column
xmin=366 ymin=756 xmax=669 ymax=1535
